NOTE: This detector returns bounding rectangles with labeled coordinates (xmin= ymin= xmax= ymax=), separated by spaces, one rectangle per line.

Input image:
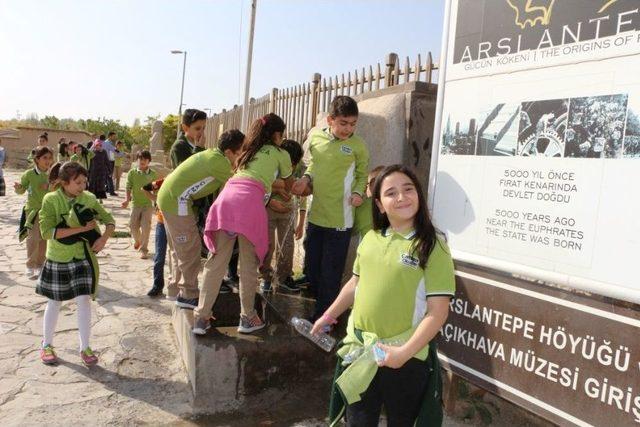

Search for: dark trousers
xmin=346 ymin=358 xmax=429 ymax=427
xmin=106 ymin=160 xmax=115 ymax=194
xmin=304 ymin=222 xmax=351 ymax=320
xmin=152 ymin=222 xmax=167 ymax=290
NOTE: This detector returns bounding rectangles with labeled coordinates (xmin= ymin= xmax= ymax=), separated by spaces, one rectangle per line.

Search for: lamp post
xmin=171 ymin=49 xmax=187 ymax=137
xmin=240 ymin=0 xmax=257 ymax=132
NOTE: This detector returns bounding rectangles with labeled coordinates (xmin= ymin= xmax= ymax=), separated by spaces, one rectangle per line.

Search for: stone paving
xmin=0 ymin=169 xmax=548 ymax=427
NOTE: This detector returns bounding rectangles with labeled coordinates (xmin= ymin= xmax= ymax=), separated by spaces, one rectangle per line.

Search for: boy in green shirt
xmin=122 ymin=150 xmax=158 ymax=259
xmin=291 ymin=96 xmax=370 ymax=321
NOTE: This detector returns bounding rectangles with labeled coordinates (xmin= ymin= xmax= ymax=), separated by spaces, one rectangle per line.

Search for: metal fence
xmin=205 ymin=51 xmax=438 ymax=147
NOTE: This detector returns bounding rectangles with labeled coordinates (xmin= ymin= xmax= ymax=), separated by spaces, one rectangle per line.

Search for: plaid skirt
xmin=36 ymin=259 xmax=94 ymax=301
xmin=0 ymin=176 xmax=5 ymax=196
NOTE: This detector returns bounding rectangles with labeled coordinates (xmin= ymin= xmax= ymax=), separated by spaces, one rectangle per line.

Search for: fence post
xmin=311 ymin=72 xmax=321 ymax=127
xmin=269 ymin=88 xmax=279 ymax=114
xmin=385 ymin=52 xmax=398 ymax=88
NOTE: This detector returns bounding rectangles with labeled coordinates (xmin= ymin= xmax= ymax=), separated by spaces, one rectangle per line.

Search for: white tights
xmin=42 ymin=295 xmax=92 ymax=351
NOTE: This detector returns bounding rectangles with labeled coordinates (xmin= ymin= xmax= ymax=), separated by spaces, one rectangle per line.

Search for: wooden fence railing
xmin=205 ymin=51 xmax=437 ymax=146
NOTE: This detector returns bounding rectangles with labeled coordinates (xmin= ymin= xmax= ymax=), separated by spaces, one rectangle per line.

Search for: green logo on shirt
xmin=400 ymin=253 xmax=419 ymax=269
xmin=340 ymin=145 xmax=353 ymax=155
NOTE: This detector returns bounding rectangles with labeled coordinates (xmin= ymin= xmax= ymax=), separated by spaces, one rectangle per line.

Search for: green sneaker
xmin=40 ymin=344 xmax=58 ymax=365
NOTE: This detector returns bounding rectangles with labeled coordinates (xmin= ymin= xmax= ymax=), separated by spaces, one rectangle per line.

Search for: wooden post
xmin=385 ymin=52 xmax=398 ymax=88
xmin=444 ymin=370 xmax=461 ymax=415
xmin=426 ymin=52 xmax=434 ymax=84
xmin=269 ymin=88 xmax=278 ymax=114
xmin=311 ymin=73 xmax=321 ymax=127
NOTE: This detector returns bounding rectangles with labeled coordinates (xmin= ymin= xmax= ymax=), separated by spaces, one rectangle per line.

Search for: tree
xmin=162 ymin=114 xmax=180 ymax=153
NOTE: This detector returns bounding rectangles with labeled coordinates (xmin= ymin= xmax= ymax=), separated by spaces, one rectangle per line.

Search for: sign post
xmin=430 ymin=1 xmax=640 ymax=425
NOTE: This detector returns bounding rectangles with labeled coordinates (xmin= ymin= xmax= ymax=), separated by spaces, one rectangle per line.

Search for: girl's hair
xmin=38 ymin=132 xmax=48 ymax=141
xmin=51 ymin=161 xmax=88 ymax=190
xmin=49 ymin=162 xmax=62 ymax=185
xmin=371 ymin=164 xmax=437 ymax=269
xmin=59 ymin=142 xmax=68 ymax=156
xmin=33 ymin=146 xmax=53 ymax=160
xmin=182 ymin=108 xmax=207 ymax=126
xmin=236 ymin=113 xmax=285 ymax=171
xmin=58 ymin=137 xmax=66 ymax=144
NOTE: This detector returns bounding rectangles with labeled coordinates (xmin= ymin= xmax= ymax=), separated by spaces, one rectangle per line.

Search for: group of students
xmin=12 ymin=95 xmax=456 ymax=426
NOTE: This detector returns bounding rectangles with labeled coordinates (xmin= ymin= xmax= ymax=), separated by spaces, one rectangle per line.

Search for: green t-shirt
xmin=70 ymin=152 xmax=94 ymax=170
xmin=16 ymin=167 xmax=49 ymax=212
xmin=270 ymin=162 xmax=306 ymax=211
xmin=351 ymin=229 xmax=455 ymax=338
xmin=157 ymin=148 xmax=233 ymax=216
xmin=304 ymin=128 xmax=369 ymax=229
xmin=353 ymin=197 xmax=373 ymax=238
xmin=126 ymin=168 xmax=158 ymax=208
xmin=40 ymin=188 xmax=115 ymax=263
xmin=235 ymin=144 xmax=293 ymax=198
xmin=114 ymin=151 xmax=126 ymax=167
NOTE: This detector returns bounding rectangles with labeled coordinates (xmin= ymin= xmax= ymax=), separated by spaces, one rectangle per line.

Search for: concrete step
xmin=172 ymin=291 xmax=336 ymax=415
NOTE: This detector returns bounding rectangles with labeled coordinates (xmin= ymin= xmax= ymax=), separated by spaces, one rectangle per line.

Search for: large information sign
xmin=431 ymin=1 xmax=640 ymax=425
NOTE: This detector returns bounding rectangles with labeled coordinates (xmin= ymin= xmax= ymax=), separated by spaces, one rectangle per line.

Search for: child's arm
xmin=121 ymin=171 xmax=133 ymax=208
xmin=14 ymin=172 xmax=29 ymax=194
xmin=377 ymin=296 xmax=450 ymax=369
xmin=350 ymin=142 xmax=370 ymax=207
xmin=54 ymin=222 xmax=98 ymax=239
xmin=310 ymin=275 xmax=358 ymax=335
xmin=295 ymin=205 xmax=306 ymax=240
xmin=141 ymin=188 xmax=157 ymax=202
xmin=91 ymin=201 xmax=116 ymax=252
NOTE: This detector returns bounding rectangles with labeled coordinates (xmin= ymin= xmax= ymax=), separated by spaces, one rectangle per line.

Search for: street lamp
xmin=171 ymin=49 xmax=187 ymax=137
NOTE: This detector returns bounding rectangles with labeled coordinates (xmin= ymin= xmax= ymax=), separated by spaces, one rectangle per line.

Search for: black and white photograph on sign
xmin=441 ymin=113 xmax=477 ymax=155
xmin=517 ymin=99 xmax=568 ymax=157
xmin=475 ymin=103 xmax=520 ymax=156
xmin=565 ymin=94 xmax=628 ymax=158
xmin=623 ymin=96 xmax=640 ymax=158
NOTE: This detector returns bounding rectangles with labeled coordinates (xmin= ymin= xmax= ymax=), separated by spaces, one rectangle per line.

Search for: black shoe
xmin=279 ymin=277 xmax=301 ymax=293
xmin=219 ymin=281 xmax=232 ymax=294
xmin=175 ymin=296 xmax=199 ymax=309
xmin=109 ymin=192 xmax=118 ymax=197
xmin=147 ymin=287 xmax=164 ymax=297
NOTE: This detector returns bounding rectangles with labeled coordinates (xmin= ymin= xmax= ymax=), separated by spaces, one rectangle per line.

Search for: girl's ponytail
xmin=236 ymin=113 xmax=285 ymax=171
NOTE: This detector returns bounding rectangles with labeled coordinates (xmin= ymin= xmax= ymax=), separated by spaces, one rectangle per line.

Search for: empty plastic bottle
xmin=290 ymin=317 xmax=336 ymax=352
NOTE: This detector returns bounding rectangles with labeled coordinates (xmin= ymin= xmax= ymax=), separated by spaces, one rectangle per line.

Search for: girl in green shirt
xmin=14 ymin=146 xmax=53 ymax=279
xmin=57 ymin=142 xmax=70 ymax=163
xmin=36 ymin=162 xmax=115 ymax=367
xmin=312 ymin=165 xmax=455 ymax=426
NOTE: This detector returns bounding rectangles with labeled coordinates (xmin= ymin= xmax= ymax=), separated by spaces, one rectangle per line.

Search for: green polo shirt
xmin=304 ymin=127 xmax=369 ymax=229
xmin=235 ymin=144 xmax=292 ymax=197
xmin=16 ymin=167 xmax=49 ymax=212
xmin=351 ymin=229 xmax=455 ymax=339
xmin=126 ymin=168 xmax=158 ymax=208
xmin=157 ymin=148 xmax=233 ymax=216
xmin=270 ymin=163 xmax=306 ymax=211
xmin=40 ymin=189 xmax=115 ymax=263
xmin=70 ymin=152 xmax=94 ymax=170
xmin=353 ymin=197 xmax=373 ymax=238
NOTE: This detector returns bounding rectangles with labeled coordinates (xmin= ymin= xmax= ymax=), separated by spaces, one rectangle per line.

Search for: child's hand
xmin=295 ymin=222 xmax=304 ymax=240
xmin=350 ymin=193 xmax=363 ymax=207
xmin=376 ymin=343 xmax=411 ymax=369
xmin=310 ymin=316 xmax=332 ymax=336
xmin=291 ymin=177 xmax=312 ymax=196
xmin=268 ymin=199 xmax=291 ymax=214
xmin=276 ymin=189 xmax=292 ymax=202
xmin=13 ymin=182 xmax=22 ymax=191
xmin=121 ymin=200 xmax=129 ymax=209
xmin=92 ymin=236 xmax=107 ymax=253
xmin=83 ymin=220 xmax=97 ymax=232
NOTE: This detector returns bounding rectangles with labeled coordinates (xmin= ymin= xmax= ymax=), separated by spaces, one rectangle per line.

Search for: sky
xmin=0 ymin=0 xmax=445 ymax=125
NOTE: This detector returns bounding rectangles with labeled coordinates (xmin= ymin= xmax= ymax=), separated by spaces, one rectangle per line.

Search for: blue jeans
xmin=153 ymin=222 xmax=167 ymax=290
xmin=304 ymin=222 xmax=352 ymax=320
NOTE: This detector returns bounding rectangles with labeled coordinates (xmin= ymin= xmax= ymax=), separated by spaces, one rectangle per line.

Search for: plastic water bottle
xmin=290 ymin=317 xmax=336 ymax=352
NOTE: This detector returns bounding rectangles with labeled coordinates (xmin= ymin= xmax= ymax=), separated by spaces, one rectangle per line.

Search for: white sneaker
xmin=166 ymin=295 xmax=177 ymax=302
xmin=31 ymin=268 xmax=40 ymax=279
xmin=25 ymin=268 xmax=34 ymax=278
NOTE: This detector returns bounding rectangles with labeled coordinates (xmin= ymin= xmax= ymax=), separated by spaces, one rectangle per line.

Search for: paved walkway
xmin=0 ymin=169 xmax=543 ymax=426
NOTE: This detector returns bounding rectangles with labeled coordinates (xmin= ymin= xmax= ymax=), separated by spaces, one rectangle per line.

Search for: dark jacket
xmin=170 ymin=134 xmax=204 ymax=168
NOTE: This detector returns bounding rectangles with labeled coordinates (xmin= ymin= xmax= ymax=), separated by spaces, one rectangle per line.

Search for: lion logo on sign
xmin=506 ymin=0 xmax=556 ymax=29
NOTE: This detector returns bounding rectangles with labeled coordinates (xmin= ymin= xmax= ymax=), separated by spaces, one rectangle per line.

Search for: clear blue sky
xmin=0 ymin=0 xmax=444 ymax=125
